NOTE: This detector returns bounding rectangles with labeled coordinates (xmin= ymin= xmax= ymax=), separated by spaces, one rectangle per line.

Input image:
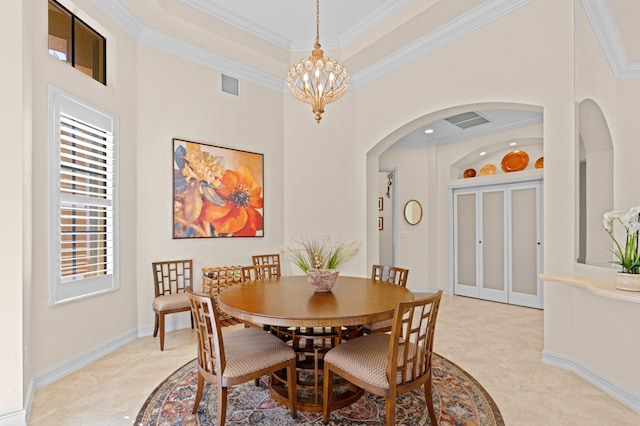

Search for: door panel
xmin=455 ymin=192 xmax=477 ymax=297
xmin=509 ymin=183 xmax=543 ymax=308
xmin=480 ymin=190 xmax=507 ymax=302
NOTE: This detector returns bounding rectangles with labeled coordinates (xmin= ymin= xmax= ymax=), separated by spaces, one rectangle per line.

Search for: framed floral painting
xmin=172 ymin=138 xmax=264 ymax=238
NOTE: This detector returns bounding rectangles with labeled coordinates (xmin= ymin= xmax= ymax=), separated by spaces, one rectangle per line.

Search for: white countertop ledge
xmin=540 ymin=273 xmax=640 ymax=303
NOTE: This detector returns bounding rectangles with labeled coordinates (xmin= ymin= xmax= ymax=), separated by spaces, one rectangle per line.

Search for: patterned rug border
xmin=136 ymin=353 xmax=504 ymax=425
xmin=437 ymin=355 xmax=504 ymax=425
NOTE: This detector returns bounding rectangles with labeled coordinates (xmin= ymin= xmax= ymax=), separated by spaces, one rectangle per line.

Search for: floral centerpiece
xmin=290 ymin=237 xmax=359 ymax=292
xmin=603 ymin=205 xmax=640 ymax=291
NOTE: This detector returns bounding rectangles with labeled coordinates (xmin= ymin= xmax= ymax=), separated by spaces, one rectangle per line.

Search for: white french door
xmin=452 ymin=180 xmax=543 ymax=309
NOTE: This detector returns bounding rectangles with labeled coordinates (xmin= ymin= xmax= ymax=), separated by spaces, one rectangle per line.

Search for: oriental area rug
xmin=136 ymin=353 xmax=504 ymax=425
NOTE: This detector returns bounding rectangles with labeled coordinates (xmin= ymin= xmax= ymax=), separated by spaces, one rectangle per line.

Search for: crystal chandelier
xmin=286 ymin=0 xmax=349 ymax=123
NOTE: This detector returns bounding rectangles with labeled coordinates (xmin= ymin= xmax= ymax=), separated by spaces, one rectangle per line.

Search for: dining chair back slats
xmin=151 ymin=259 xmax=193 ymax=351
xmin=371 ymin=264 xmax=409 ymax=287
xmin=187 ymin=288 xmax=298 ymax=425
xmin=241 ymin=264 xmax=276 ymax=282
xmin=153 ymin=260 xmax=192 ymax=297
xmin=251 ymin=254 xmax=281 ymax=278
xmin=365 ymin=265 xmax=410 ymax=333
xmin=322 ymin=291 xmax=442 ymax=426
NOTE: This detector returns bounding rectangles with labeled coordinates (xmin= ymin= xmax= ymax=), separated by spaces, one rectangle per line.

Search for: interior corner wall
xmin=282 ymin=91 xmax=366 ymax=276
xmin=354 ymin=0 xmax=575 ymax=290
xmin=1 ymin=0 xmax=26 ymax=417
xmin=134 ymin=44 xmax=286 ymax=332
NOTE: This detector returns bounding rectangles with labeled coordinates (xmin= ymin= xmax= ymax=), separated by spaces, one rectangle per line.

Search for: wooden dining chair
xmin=241 ymin=264 xmax=277 ymax=282
xmin=152 ymin=259 xmax=193 ymax=351
xmin=371 ymin=264 xmax=409 ymax=287
xmin=186 ymin=288 xmax=298 ymax=425
xmin=364 ymin=265 xmax=410 ymax=333
xmin=322 ymin=291 xmax=443 ymax=426
xmin=251 ymin=253 xmax=281 ymax=277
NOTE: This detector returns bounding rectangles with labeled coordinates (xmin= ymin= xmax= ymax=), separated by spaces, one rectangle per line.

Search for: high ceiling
xmin=106 ymin=0 xmax=637 ymax=146
xmin=176 ymin=0 xmax=406 ymax=51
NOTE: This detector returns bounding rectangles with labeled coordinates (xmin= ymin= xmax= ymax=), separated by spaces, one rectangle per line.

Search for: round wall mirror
xmin=404 ymin=200 xmax=423 ymax=225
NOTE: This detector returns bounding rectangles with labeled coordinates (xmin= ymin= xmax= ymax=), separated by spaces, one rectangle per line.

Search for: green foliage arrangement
xmin=290 ymin=237 xmax=359 ymax=273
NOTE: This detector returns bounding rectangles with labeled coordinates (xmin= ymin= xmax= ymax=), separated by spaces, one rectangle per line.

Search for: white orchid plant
xmin=603 ymin=205 xmax=640 ymax=274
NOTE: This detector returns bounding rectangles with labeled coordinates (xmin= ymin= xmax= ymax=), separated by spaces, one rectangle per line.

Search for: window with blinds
xmin=49 ymin=87 xmax=118 ymax=304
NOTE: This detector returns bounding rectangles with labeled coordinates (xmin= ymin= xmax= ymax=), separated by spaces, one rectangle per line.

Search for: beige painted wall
xmin=358 ymin=0 xmax=574 ymax=291
xmin=10 ymin=0 xmax=640 ymax=419
xmin=0 ymin=0 xmax=25 ymax=415
xmin=134 ymin=45 xmax=286 ymax=332
xmin=28 ymin=0 xmax=139 ymax=376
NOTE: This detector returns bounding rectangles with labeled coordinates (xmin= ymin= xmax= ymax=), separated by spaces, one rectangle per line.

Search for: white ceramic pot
xmin=615 ymin=272 xmax=640 ymax=292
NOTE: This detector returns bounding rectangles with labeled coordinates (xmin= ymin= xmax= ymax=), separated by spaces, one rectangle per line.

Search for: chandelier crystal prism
xmin=286 ymin=0 xmax=349 ymax=123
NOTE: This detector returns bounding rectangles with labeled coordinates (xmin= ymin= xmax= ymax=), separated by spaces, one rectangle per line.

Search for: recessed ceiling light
xmin=424 ymin=129 xmax=434 ymax=134
xmin=480 ymin=151 xmax=486 ymax=156
xmin=509 ymin=142 xmax=517 ymax=146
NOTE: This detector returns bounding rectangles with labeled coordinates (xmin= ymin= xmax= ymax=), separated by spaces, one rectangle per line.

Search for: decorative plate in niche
xmin=501 ymin=150 xmax=529 ymax=172
xmin=479 ymin=164 xmax=497 ymax=176
xmin=535 ymin=157 xmax=544 ymax=168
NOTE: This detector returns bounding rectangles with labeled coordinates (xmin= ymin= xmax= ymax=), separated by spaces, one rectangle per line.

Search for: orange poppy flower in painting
xmin=200 ymin=165 xmax=264 ymax=237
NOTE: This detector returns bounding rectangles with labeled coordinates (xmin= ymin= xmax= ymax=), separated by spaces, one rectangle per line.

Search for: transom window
xmin=48 ymin=0 xmax=106 ymax=85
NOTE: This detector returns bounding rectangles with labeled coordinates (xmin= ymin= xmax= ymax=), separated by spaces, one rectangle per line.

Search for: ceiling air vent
xmin=221 ymin=74 xmax=239 ymax=96
xmin=444 ymin=111 xmax=489 ymax=129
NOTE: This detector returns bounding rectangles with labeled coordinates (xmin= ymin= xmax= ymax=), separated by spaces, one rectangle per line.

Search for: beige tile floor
xmin=29 ymin=294 xmax=640 ymax=425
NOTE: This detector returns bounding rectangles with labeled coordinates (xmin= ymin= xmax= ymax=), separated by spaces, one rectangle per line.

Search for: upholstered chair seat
xmin=221 ymin=328 xmax=297 ymax=378
xmin=152 ymin=293 xmax=190 ymax=312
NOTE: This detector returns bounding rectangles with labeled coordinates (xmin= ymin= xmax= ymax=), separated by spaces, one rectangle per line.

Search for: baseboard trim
xmin=542 ymin=350 xmax=640 ymax=414
xmin=0 ymin=410 xmax=27 ymax=426
xmin=409 ymin=286 xmax=452 ymax=295
xmin=32 ymin=328 xmax=139 ymax=391
xmin=20 ymin=328 xmax=139 ymax=424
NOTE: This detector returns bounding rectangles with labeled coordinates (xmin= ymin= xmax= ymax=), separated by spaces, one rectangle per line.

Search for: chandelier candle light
xmin=286 ymin=0 xmax=349 ymax=123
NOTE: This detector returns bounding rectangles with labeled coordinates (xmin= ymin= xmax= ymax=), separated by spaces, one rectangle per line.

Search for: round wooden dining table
xmin=217 ymin=274 xmax=415 ymax=412
xmin=217 ymin=274 xmax=414 ymax=327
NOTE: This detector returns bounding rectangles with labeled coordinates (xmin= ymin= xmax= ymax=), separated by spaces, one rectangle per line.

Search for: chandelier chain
xmin=315 ymin=0 xmax=320 ymax=49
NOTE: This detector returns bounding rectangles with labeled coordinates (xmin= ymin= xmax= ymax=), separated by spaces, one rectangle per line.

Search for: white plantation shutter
xmin=49 ymin=87 xmax=119 ymax=304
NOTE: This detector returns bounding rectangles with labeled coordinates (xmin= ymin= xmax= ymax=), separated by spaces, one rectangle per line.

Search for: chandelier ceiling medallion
xmin=286 ymin=0 xmax=349 ymax=123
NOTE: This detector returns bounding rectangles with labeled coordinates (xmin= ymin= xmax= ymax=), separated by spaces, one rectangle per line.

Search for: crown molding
xmin=351 ymin=0 xmax=533 ymax=88
xmin=580 ymin=0 xmax=640 ymax=78
xmin=91 ymin=0 xmax=541 ymax=93
xmin=90 ymin=0 xmax=285 ymax=92
xmin=338 ymin=0 xmax=411 ymax=49
xmin=289 ymin=0 xmax=412 ymax=51
xmin=178 ymin=0 xmax=292 ymax=50
xmin=178 ymin=0 xmax=410 ymax=52
xmin=89 ymin=0 xmax=144 ymax=39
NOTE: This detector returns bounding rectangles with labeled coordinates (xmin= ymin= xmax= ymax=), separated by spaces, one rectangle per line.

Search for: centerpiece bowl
xmin=307 ymin=269 xmax=339 ymax=292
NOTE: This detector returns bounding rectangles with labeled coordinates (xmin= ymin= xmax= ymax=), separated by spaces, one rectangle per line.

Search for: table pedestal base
xmin=270 ymin=371 xmax=364 ymax=413
xmin=269 ymin=325 xmax=364 ymax=412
